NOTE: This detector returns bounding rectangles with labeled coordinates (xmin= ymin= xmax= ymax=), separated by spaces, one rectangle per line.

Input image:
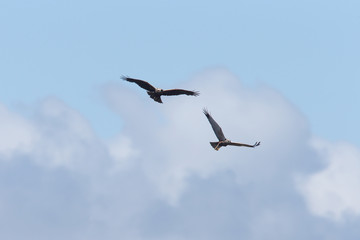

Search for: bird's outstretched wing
xmin=161 ymin=89 xmax=200 ymax=96
xmin=228 ymin=141 xmax=260 ymax=148
xmin=203 ymin=108 xmax=226 ymax=141
xmin=121 ymin=76 xmax=156 ymax=92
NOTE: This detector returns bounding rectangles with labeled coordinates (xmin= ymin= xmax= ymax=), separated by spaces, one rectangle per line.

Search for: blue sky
xmin=1 ymin=0 xmax=360 ymax=239
xmin=1 ymin=0 xmax=359 ymax=143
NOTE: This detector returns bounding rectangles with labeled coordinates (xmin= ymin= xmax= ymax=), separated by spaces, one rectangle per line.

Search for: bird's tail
xmin=210 ymin=142 xmax=222 ymax=151
xmin=147 ymin=92 xmax=163 ymax=103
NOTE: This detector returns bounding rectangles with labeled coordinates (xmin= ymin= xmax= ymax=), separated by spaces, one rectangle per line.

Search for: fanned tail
xmin=210 ymin=142 xmax=222 ymax=151
xmin=147 ymin=92 xmax=162 ymax=103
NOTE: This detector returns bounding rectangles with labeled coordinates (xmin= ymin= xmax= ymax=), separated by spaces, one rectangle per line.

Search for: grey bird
xmin=121 ymin=76 xmax=199 ymax=103
xmin=203 ymin=108 xmax=260 ymax=151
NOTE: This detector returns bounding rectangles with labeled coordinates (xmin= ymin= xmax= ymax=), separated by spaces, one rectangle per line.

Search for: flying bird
xmin=203 ymin=108 xmax=260 ymax=151
xmin=121 ymin=76 xmax=199 ymax=103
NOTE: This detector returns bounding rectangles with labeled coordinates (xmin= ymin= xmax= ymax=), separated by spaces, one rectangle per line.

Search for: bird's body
xmin=203 ymin=108 xmax=260 ymax=151
xmin=122 ymin=76 xmax=199 ymax=103
xmin=147 ymin=89 xmax=163 ymax=103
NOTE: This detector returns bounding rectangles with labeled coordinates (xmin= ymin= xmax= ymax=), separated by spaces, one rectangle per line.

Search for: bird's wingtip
xmin=203 ymin=108 xmax=211 ymax=117
xmin=120 ymin=75 xmax=128 ymax=81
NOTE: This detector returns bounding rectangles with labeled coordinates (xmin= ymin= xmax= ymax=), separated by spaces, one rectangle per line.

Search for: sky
xmin=0 ymin=0 xmax=360 ymax=239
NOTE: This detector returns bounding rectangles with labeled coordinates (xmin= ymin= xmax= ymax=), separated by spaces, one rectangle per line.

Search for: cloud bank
xmin=0 ymin=69 xmax=359 ymax=239
xmin=298 ymin=138 xmax=360 ymax=222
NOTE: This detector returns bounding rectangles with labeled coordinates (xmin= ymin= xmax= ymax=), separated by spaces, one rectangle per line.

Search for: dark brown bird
xmin=121 ymin=76 xmax=199 ymax=103
xmin=203 ymin=108 xmax=260 ymax=151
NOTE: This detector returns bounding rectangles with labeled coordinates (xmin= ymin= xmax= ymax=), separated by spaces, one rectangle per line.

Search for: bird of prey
xmin=203 ymin=108 xmax=260 ymax=151
xmin=121 ymin=76 xmax=199 ymax=103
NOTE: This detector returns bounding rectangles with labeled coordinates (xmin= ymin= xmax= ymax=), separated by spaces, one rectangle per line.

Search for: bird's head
xmin=224 ymin=139 xmax=231 ymax=144
xmin=155 ymin=88 xmax=163 ymax=93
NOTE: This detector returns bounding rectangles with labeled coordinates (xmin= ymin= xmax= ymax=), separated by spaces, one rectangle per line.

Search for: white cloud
xmin=107 ymin=135 xmax=140 ymax=172
xmin=105 ymin=68 xmax=312 ymax=204
xmin=298 ymin=138 xmax=360 ymax=221
xmin=0 ymin=69 xmax=360 ymax=239
xmin=0 ymin=103 xmax=38 ymax=158
xmin=30 ymin=98 xmax=111 ymax=171
xmin=0 ymin=98 xmax=111 ymax=173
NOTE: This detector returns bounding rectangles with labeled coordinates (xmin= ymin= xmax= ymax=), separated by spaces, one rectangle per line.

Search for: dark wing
xmin=228 ymin=141 xmax=260 ymax=148
xmin=203 ymin=108 xmax=226 ymax=141
xmin=161 ymin=89 xmax=199 ymax=96
xmin=121 ymin=76 xmax=156 ymax=92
